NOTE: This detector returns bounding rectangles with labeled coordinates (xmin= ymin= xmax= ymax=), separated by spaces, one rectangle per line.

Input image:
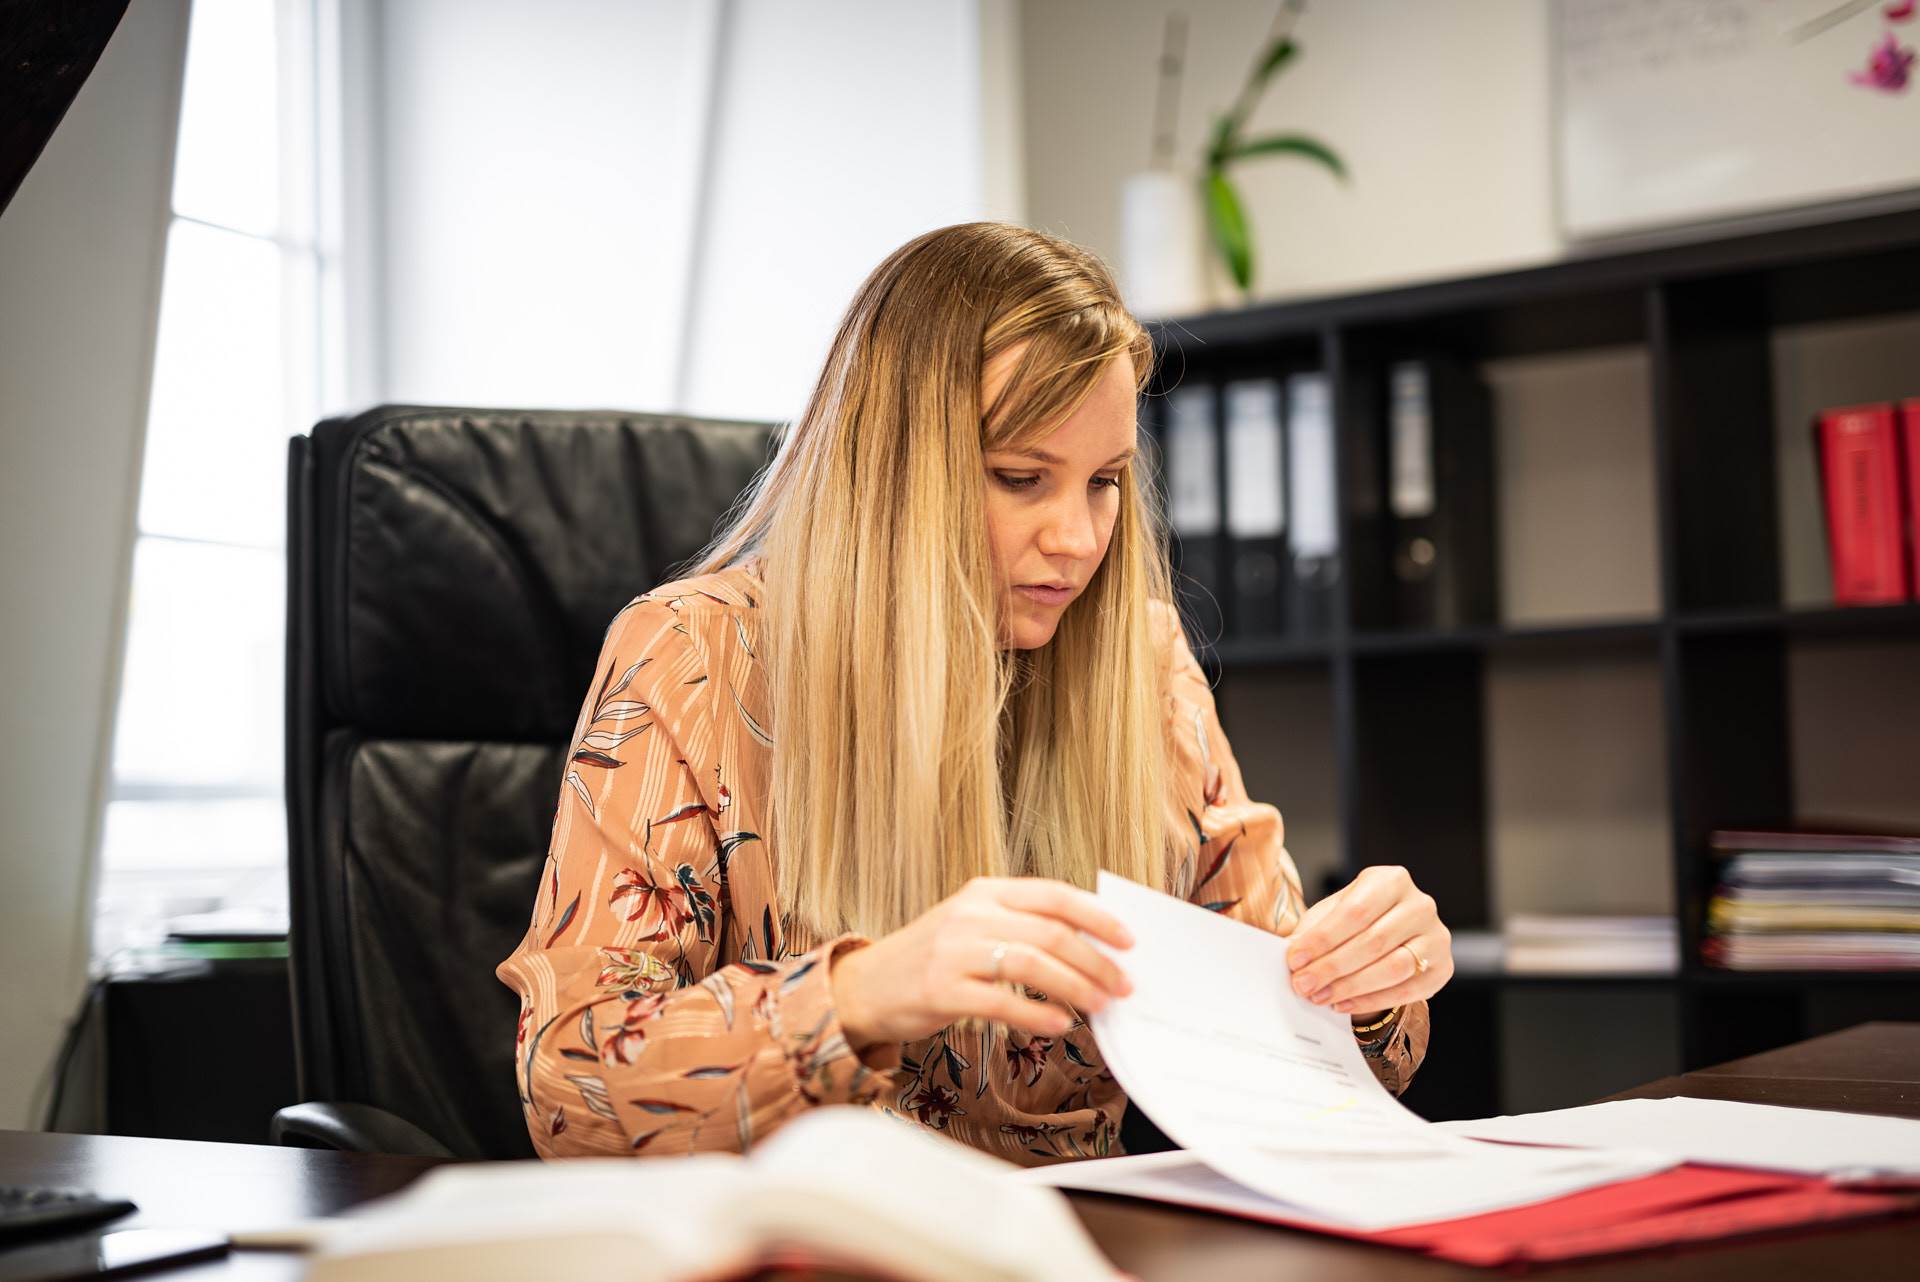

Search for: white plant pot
xmin=1118 ymin=169 xmax=1208 ymax=320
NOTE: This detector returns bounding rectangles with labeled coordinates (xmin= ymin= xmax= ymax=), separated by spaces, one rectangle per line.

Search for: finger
xmin=1287 ymin=866 xmax=1408 ymax=971
xmin=1334 ymin=974 xmax=1440 ymax=1020
xmin=991 ymin=877 xmax=1135 ymax=951
xmin=991 ymin=937 xmax=1116 ymax=1014
xmin=957 ymin=980 xmax=1073 ymax=1037
xmin=1314 ymin=933 xmax=1428 ymax=1008
xmin=1289 ymin=900 xmax=1427 ymax=1002
xmin=1328 ymin=937 xmax=1453 ymax=1013
xmin=1000 ymin=910 xmax=1133 ymax=998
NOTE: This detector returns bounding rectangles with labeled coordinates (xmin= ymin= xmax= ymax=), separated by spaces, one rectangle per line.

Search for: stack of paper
xmin=1022 ymin=876 xmax=1920 ymax=1264
xmin=1019 ymin=874 xmax=1676 ymax=1232
xmin=1503 ymin=913 xmax=1678 ymax=974
xmin=1437 ymin=1096 xmax=1920 ymax=1183
xmin=1705 ymin=829 xmax=1920 ymax=970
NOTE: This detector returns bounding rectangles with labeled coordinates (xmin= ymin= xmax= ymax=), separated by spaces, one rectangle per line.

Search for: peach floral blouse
xmin=496 ymin=556 xmax=1429 ymax=1164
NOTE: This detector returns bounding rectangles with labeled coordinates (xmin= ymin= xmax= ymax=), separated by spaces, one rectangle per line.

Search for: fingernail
xmin=1311 ymin=988 xmax=1331 ymax=1004
xmin=1293 ymin=974 xmax=1315 ymax=995
xmin=1288 ymin=950 xmax=1308 ymax=970
xmin=1333 ymin=1000 xmax=1352 ymax=1013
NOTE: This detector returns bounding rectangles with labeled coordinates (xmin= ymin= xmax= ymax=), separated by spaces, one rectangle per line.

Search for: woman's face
xmin=980 ymin=344 xmax=1138 ymax=649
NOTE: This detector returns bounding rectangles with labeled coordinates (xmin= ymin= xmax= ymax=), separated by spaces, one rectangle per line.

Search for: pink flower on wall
xmin=1885 ymin=1 xmax=1915 ymax=23
xmin=1851 ymin=31 xmax=1916 ymax=91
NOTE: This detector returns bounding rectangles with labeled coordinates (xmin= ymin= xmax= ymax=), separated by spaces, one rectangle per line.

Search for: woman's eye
xmin=1091 ymin=474 xmax=1122 ymax=491
xmin=995 ymin=472 xmax=1040 ymax=491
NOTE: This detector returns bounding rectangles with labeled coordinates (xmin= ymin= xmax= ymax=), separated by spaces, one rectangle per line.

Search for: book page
xmin=289 ymin=1110 xmax=1121 ymax=1282
xmin=743 ymin=1108 xmax=1120 ymax=1282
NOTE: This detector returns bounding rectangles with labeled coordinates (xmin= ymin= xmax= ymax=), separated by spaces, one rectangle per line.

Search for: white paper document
xmin=1437 ymin=1096 xmax=1920 ymax=1180
xmin=1020 ymin=873 xmax=1674 ymax=1232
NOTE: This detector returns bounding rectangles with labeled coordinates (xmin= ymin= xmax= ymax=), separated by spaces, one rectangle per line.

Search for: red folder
xmin=1816 ymin=403 xmax=1908 ymax=605
xmin=1143 ymin=1159 xmax=1920 ymax=1269
xmin=1360 ymin=1161 xmax=1920 ymax=1268
xmin=1903 ymin=398 xmax=1920 ymax=599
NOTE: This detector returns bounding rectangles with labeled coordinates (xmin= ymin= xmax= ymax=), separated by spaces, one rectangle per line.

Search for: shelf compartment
xmin=1214 ymin=666 xmax=1344 ymax=903
xmin=1348 ymin=650 xmax=1490 ymax=930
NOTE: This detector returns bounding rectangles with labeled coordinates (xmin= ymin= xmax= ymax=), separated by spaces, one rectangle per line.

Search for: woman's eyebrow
xmin=1000 ymin=447 xmax=1137 ymax=466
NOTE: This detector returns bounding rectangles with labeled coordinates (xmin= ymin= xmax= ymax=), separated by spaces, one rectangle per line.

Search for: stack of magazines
xmin=1704 ymin=829 xmax=1920 ymax=970
xmin=1502 ymin=914 xmax=1678 ymax=974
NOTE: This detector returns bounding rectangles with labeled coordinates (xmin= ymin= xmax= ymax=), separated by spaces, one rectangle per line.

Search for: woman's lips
xmin=1017 ymin=584 xmax=1074 ymax=606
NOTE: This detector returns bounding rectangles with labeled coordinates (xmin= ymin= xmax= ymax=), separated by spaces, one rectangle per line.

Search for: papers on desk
xmin=1437 ymin=1096 xmax=1920 ymax=1183
xmin=1020 ymin=873 xmax=1674 ymax=1232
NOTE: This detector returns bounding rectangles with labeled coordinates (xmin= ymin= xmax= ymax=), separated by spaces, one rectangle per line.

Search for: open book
xmin=268 ymin=1107 xmax=1121 ymax=1282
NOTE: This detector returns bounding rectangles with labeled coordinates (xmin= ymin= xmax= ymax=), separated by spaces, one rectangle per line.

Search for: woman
xmin=497 ymin=222 xmax=1452 ymax=1164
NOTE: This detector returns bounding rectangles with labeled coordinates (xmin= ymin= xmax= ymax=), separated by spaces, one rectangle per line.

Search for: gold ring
xmin=1399 ymin=941 xmax=1429 ymax=975
xmin=990 ymin=939 xmax=1010 ymax=983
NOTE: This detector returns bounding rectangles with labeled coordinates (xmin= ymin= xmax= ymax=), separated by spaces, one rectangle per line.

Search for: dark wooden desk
xmin=4 ymin=1022 xmax=1915 ymax=1280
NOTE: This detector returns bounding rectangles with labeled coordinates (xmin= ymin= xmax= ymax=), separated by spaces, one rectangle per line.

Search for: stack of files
xmin=1705 ymin=828 xmax=1920 ymax=970
xmin=1503 ymin=912 xmax=1678 ymax=974
xmin=1026 ymin=875 xmax=1920 ymax=1266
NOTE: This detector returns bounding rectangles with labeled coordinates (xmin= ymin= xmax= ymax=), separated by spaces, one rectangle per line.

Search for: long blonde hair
xmin=688 ymin=222 xmax=1177 ymax=940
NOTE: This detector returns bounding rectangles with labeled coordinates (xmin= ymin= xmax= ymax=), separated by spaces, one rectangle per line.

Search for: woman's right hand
xmin=828 ymin=876 xmax=1136 ymax=1052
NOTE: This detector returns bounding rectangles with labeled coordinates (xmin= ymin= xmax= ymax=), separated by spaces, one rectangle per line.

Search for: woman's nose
xmin=1038 ymin=497 xmax=1099 ymax=559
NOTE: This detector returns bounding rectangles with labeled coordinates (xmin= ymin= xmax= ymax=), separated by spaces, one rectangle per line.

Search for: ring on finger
xmin=989 ymin=938 xmax=1011 ymax=984
xmin=1399 ymin=940 xmax=1429 ymax=975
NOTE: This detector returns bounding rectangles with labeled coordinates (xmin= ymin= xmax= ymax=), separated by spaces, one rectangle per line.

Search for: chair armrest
xmin=271 ymin=1101 xmax=457 ymax=1157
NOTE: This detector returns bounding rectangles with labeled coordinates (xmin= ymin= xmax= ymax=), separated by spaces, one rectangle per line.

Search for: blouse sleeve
xmin=496 ymin=596 xmax=897 ymax=1158
xmin=1157 ymin=605 xmax=1430 ymax=1096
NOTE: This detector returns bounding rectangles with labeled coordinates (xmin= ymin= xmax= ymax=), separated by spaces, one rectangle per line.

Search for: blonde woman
xmin=497 ymin=222 xmax=1452 ymax=1163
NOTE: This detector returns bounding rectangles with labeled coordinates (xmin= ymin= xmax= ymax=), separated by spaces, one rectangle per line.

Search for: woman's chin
xmin=1002 ymin=616 xmax=1059 ymax=650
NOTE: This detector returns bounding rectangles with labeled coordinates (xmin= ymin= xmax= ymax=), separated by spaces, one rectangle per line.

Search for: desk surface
xmin=3 ymin=1022 xmax=1915 ymax=1281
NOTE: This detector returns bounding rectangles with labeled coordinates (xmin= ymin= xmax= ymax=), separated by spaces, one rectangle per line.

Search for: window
xmin=92 ymin=0 xmax=346 ymax=964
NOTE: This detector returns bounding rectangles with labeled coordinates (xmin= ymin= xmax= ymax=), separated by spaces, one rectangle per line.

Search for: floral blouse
xmin=496 ymin=556 xmax=1429 ymax=1164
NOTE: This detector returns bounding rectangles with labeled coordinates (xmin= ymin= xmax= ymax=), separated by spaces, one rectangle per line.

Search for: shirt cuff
xmin=774 ymin=932 xmax=900 ymax=1105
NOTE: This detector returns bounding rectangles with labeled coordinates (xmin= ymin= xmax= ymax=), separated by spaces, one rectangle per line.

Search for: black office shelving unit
xmin=1140 ymin=206 xmax=1920 ymax=1119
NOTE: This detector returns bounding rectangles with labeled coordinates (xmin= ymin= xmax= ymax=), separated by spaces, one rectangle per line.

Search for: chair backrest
xmin=285 ymin=405 xmax=775 ymax=1159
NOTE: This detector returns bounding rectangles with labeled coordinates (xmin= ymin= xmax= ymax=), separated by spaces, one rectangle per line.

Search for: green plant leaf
xmin=1206 ymin=113 xmax=1238 ymax=168
xmin=1249 ymin=37 xmax=1297 ymax=94
xmin=1227 ymin=132 xmax=1348 ymax=181
xmin=1203 ymin=171 xmax=1253 ymax=293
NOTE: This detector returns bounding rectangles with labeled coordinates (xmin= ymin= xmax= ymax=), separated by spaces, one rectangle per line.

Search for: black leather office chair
xmin=273 ymin=405 xmax=776 ymax=1159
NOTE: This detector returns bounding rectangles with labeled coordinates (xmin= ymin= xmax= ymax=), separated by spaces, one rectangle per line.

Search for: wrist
xmin=1349 ymin=1006 xmax=1399 ymax=1034
xmin=828 ymin=940 xmax=880 ymax=1052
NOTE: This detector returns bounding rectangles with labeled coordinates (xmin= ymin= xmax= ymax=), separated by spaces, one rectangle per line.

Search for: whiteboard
xmin=1556 ymin=0 xmax=1920 ymax=240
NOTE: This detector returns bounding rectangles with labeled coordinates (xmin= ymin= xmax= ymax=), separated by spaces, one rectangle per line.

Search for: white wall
xmin=375 ymin=0 xmax=1027 ymax=424
xmin=1019 ymin=0 xmax=1561 ymax=306
xmin=0 ymin=0 xmax=190 ymax=1128
xmin=678 ymin=0 xmax=1022 ymax=421
xmin=375 ymin=0 xmax=719 ymax=413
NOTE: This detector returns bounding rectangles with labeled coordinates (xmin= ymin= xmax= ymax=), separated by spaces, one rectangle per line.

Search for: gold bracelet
xmin=1349 ymin=1006 xmax=1400 ymax=1035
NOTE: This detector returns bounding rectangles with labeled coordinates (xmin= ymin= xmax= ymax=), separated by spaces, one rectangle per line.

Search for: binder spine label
xmin=1224 ymin=380 xmax=1285 ymax=538
xmin=1287 ymin=374 xmax=1338 ymax=561
xmin=1166 ymin=385 xmax=1221 ymax=536
xmin=1389 ymin=362 xmax=1436 ymax=519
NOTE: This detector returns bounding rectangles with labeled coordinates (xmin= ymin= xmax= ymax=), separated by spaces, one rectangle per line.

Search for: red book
xmin=1815 ymin=403 xmax=1908 ymax=605
xmin=1904 ymin=398 xmax=1920 ymax=599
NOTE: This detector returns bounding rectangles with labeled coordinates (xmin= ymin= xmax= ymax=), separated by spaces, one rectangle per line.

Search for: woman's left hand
xmin=1284 ymin=865 xmax=1453 ymax=1023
